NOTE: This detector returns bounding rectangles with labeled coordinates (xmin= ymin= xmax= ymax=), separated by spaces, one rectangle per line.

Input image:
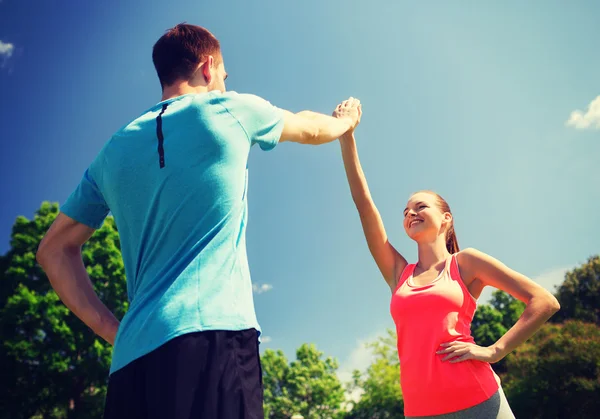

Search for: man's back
xmin=36 ymin=22 xmax=360 ymax=419
xmin=62 ymin=91 xmax=284 ymax=373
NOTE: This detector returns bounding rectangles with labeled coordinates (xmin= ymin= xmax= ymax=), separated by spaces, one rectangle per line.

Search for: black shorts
xmin=103 ymin=329 xmax=263 ymax=419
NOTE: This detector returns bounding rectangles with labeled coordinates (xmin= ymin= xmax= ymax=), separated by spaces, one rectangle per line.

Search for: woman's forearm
xmin=339 ymin=133 xmax=374 ymax=208
xmin=491 ymin=293 xmax=560 ymax=361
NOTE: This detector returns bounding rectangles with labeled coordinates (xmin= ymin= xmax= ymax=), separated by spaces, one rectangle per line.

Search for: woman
xmin=334 ymin=99 xmax=560 ymax=418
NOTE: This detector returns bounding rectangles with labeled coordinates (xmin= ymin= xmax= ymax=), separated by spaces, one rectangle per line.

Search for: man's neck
xmin=161 ymin=84 xmax=208 ymax=101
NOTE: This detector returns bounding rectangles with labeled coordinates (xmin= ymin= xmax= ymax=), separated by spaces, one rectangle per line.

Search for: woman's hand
xmin=333 ymin=97 xmax=361 ymax=135
xmin=437 ymin=341 xmax=502 ymax=364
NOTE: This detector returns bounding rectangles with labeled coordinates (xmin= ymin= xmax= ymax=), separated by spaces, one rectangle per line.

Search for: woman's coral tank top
xmin=390 ymin=255 xmax=499 ymax=416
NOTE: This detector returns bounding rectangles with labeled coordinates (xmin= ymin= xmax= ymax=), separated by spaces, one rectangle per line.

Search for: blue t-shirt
xmin=61 ymin=91 xmax=284 ymax=374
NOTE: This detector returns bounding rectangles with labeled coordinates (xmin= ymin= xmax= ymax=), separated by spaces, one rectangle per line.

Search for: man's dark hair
xmin=152 ymin=23 xmax=221 ymax=89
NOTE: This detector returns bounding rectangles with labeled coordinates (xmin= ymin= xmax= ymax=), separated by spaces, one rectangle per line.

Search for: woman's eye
xmin=419 ymin=205 xmax=427 ymax=210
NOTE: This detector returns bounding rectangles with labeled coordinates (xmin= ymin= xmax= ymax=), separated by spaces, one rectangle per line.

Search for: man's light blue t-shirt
xmin=61 ymin=91 xmax=284 ymax=374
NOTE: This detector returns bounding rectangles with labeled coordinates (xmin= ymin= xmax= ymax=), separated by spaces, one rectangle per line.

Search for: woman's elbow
xmin=540 ymin=292 xmax=561 ymax=315
xmin=548 ymin=294 xmax=561 ymax=314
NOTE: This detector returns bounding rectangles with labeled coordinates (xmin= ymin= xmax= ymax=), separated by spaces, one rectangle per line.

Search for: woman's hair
xmin=420 ymin=190 xmax=459 ymax=254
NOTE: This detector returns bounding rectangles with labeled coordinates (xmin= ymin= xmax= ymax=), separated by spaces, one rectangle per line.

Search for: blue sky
xmin=1 ymin=0 xmax=599 ymax=379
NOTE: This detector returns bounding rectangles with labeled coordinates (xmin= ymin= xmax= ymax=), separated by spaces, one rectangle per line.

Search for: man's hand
xmin=333 ymin=97 xmax=361 ymax=133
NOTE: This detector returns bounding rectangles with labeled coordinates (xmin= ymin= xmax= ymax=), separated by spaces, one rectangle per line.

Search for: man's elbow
xmin=36 ymin=238 xmax=65 ymax=269
xmin=302 ymin=124 xmax=320 ymax=145
xmin=36 ymin=240 xmax=52 ymax=268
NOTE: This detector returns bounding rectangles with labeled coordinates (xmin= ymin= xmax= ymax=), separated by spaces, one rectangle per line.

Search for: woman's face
xmin=403 ymin=192 xmax=451 ymax=243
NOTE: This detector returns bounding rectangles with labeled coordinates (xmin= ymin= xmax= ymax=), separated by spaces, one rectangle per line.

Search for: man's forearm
xmin=38 ymin=247 xmax=120 ymax=345
xmin=297 ymin=110 xmax=353 ymax=144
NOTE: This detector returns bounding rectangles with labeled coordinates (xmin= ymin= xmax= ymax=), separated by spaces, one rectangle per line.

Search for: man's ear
xmin=201 ymin=56 xmax=214 ymax=84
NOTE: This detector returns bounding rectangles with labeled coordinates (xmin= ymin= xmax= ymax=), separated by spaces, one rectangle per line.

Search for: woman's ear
xmin=443 ymin=212 xmax=453 ymax=228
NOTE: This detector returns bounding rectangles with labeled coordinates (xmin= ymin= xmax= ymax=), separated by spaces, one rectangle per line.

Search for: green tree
xmin=345 ymin=329 xmax=404 ymax=419
xmin=552 ymin=256 xmax=600 ymax=325
xmin=489 ymin=289 xmax=526 ymax=327
xmin=472 ymin=289 xmax=526 ymax=348
xmin=471 ymin=290 xmax=525 ymax=373
xmin=471 ymin=304 xmax=507 ymax=348
xmin=262 ymin=349 xmax=294 ymax=418
xmin=0 ymin=202 xmax=127 ymax=419
xmin=262 ymin=343 xmax=345 ymax=419
xmin=502 ymin=321 xmax=600 ymax=419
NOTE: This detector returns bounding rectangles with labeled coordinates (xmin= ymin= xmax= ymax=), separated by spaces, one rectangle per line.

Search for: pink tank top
xmin=390 ymin=255 xmax=499 ymax=416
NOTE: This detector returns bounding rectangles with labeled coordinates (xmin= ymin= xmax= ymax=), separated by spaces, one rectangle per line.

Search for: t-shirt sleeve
xmin=60 ymin=160 xmax=110 ymax=229
xmin=225 ymin=93 xmax=285 ymax=151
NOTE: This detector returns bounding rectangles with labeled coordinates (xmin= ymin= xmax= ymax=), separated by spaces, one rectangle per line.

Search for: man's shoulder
xmin=200 ymin=91 xmax=272 ymax=109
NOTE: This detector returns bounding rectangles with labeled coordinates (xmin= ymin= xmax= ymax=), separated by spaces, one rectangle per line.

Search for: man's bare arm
xmin=36 ymin=213 xmax=120 ymax=345
xmin=279 ymin=97 xmax=360 ymax=145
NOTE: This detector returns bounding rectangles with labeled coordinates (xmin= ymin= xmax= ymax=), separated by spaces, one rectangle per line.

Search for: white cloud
xmin=531 ymin=265 xmax=570 ymax=293
xmin=0 ymin=40 xmax=14 ymax=69
xmin=337 ymin=338 xmax=376 ymax=383
xmin=252 ymin=283 xmax=273 ymax=294
xmin=0 ymin=40 xmax=14 ymax=58
xmin=566 ymin=95 xmax=600 ymax=130
xmin=337 ymin=331 xmax=383 ymax=406
xmin=261 ymin=336 xmax=272 ymax=344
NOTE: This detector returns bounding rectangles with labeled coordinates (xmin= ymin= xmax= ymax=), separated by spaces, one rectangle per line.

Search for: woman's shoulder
xmin=454 ymin=248 xmax=489 ymax=283
xmin=455 ymin=247 xmax=489 ymax=264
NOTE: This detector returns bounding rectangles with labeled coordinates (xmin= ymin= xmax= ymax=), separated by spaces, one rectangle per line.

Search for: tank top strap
xmin=393 ymin=263 xmax=415 ymax=293
xmin=448 ymin=253 xmax=461 ymax=281
xmin=448 ymin=253 xmax=478 ymax=305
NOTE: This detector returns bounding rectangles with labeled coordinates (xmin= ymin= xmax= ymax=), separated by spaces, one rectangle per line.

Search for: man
xmin=36 ymin=23 xmax=360 ymax=419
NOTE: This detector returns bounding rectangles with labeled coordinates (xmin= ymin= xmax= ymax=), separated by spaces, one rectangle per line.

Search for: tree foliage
xmin=345 ymin=330 xmax=404 ymax=419
xmin=472 ymin=289 xmax=526 ymax=348
xmin=502 ymin=321 xmax=600 ymax=419
xmin=471 ymin=289 xmax=526 ymax=374
xmin=552 ymin=256 xmax=600 ymax=325
xmin=0 ymin=202 xmax=127 ymax=419
xmin=262 ymin=343 xmax=345 ymax=419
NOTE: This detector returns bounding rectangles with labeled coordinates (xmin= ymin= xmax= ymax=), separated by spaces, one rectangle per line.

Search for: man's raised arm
xmin=280 ymin=97 xmax=360 ymax=145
